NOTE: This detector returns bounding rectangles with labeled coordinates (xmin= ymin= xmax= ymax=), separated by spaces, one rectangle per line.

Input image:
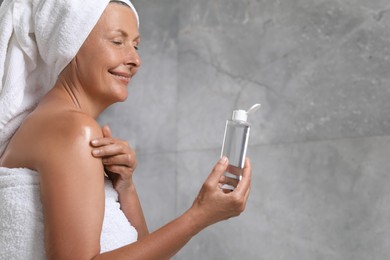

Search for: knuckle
xmin=214 ymin=164 xmax=224 ymax=173
xmin=240 ymin=203 xmax=246 ymax=212
xmin=103 ymin=157 xmax=111 ymax=164
xmin=203 ymin=181 xmax=213 ymax=191
xmin=121 ymin=140 xmax=129 ymax=148
xmin=115 ymin=143 xmax=122 ymax=151
xmin=232 ymin=194 xmax=244 ymax=207
xmin=125 ymin=154 xmax=132 ymax=162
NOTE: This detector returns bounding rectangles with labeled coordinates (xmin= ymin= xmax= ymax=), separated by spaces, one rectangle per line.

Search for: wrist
xmin=117 ymin=182 xmax=136 ymax=203
xmin=182 ymin=207 xmax=209 ymax=236
xmin=113 ymin=175 xmax=135 ymax=193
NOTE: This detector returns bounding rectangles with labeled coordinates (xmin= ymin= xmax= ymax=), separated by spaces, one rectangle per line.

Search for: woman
xmin=0 ymin=1 xmax=252 ymax=259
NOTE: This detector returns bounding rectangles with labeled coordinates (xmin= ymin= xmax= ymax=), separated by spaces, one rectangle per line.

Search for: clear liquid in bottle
xmin=221 ymin=120 xmax=250 ymax=175
xmin=220 ymin=104 xmax=260 ymax=190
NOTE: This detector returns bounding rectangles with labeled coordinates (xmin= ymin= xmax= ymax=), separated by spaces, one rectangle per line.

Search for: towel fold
xmin=0 ymin=167 xmax=138 ymax=259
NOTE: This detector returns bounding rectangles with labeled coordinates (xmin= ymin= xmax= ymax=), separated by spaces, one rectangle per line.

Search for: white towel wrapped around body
xmin=0 ymin=167 xmax=138 ymax=259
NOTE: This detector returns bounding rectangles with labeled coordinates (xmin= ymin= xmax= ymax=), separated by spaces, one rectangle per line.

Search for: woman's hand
xmin=190 ymin=157 xmax=252 ymax=228
xmin=90 ymin=125 xmax=137 ymax=194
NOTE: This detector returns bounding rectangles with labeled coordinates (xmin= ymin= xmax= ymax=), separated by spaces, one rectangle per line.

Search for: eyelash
xmin=112 ymin=41 xmax=139 ymax=51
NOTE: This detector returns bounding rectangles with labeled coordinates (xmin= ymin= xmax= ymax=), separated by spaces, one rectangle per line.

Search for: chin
xmin=116 ymin=95 xmax=128 ymax=103
xmin=114 ymin=89 xmax=129 ymax=103
xmin=105 ymin=83 xmax=129 ymax=104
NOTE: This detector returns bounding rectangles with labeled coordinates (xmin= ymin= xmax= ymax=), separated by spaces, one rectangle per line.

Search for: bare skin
xmin=0 ymin=3 xmax=252 ymax=260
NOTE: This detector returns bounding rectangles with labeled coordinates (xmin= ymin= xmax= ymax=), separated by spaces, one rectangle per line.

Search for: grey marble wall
xmin=99 ymin=0 xmax=390 ymax=259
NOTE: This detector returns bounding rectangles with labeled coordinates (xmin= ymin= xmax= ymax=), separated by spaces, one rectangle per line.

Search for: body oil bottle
xmin=220 ymin=104 xmax=261 ymax=190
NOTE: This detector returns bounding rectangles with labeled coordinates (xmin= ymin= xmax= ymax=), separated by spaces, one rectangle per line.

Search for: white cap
xmin=231 ymin=103 xmax=261 ymax=122
xmin=232 ymin=109 xmax=248 ymax=122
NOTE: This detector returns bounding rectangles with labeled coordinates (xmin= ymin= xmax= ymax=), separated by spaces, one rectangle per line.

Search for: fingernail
xmin=91 ymin=140 xmax=98 ymax=145
xmin=92 ymin=149 xmax=100 ymax=156
xmin=220 ymin=156 xmax=228 ymax=164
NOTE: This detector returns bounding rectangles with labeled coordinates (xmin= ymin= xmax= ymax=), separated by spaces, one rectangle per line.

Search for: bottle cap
xmin=232 ymin=103 xmax=261 ymax=122
xmin=232 ymin=110 xmax=248 ymax=122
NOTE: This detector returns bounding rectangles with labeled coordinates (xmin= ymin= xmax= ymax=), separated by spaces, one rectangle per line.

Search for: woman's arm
xmin=36 ymin=114 xmax=106 ymax=259
xmin=96 ymin=157 xmax=252 ymax=260
xmin=37 ymin=114 xmax=251 ymax=260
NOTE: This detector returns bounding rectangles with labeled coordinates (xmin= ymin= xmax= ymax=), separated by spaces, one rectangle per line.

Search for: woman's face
xmin=73 ymin=3 xmax=141 ymax=106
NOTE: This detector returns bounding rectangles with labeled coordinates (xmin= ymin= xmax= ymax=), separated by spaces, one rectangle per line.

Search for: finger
xmin=102 ymin=125 xmax=113 ymax=138
xmin=218 ymin=175 xmax=239 ymax=187
xmin=102 ymin=154 xmax=135 ymax=168
xmin=206 ymin=157 xmax=229 ymax=185
xmin=233 ymin=158 xmax=252 ymax=195
xmin=92 ymin=142 xmax=130 ymax=157
xmin=90 ymin=137 xmax=115 ymax=147
xmin=243 ymin=183 xmax=251 ymax=202
xmin=90 ymin=125 xmax=114 ymax=147
xmin=105 ymin=165 xmax=132 ymax=176
xmin=225 ymin=177 xmax=240 ymax=187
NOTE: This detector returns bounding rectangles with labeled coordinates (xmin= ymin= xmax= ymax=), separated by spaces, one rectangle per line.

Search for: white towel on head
xmin=0 ymin=167 xmax=138 ymax=259
xmin=0 ymin=0 xmax=139 ymax=156
xmin=116 ymin=0 xmax=140 ymax=26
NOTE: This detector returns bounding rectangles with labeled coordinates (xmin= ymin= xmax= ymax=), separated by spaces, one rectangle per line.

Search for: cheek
xmin=77 ymin=43 xmax=124 ymax=79
xmin=84 ymin=54 xmax=110 ymax=76
xmin=105 ymin=49 xmax=125 ymax=65
xmin=94 ymin=49 xmax=123 ymax=71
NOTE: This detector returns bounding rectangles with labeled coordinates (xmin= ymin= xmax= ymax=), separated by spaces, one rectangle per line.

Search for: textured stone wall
xmin=102 ymin=1 xmax=390 ymax=259
xmin=99 ymin=0 xmax=390 ymax=259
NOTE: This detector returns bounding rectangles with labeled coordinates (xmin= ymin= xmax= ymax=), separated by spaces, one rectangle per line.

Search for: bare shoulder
xmin=0 ymin=107 xmax=99 ymax=170
xmin=33 ymin=110 xmax=103 ymax=170
xmin=41 ymin=110 xmax=103 ymax=144
xmin=2 ymin=107 xmax=104 ymax=171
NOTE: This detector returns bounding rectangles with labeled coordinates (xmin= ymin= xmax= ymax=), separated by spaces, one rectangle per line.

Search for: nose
xmin=125 ymin=46 xmax=141 ymax=73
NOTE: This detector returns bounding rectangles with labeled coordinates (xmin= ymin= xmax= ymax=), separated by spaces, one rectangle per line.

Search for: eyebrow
xmin=113 ymin=29 xmax=128 ymax=37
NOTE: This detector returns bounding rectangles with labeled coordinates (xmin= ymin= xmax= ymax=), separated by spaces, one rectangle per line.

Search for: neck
xmin=51 ymin=71 xmax=106 ymax=119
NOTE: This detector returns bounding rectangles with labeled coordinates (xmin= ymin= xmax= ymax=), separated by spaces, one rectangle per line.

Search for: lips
xmin=109 ymin=70 xmax=131 ymax=84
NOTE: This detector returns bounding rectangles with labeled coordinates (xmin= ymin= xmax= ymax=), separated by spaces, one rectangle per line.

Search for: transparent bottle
xmin=221 ymin=104 xmax=261 ymax=190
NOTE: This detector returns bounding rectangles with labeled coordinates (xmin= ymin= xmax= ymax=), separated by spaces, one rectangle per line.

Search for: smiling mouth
xmin=109 ymin=70 xmax=131 ymax=83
